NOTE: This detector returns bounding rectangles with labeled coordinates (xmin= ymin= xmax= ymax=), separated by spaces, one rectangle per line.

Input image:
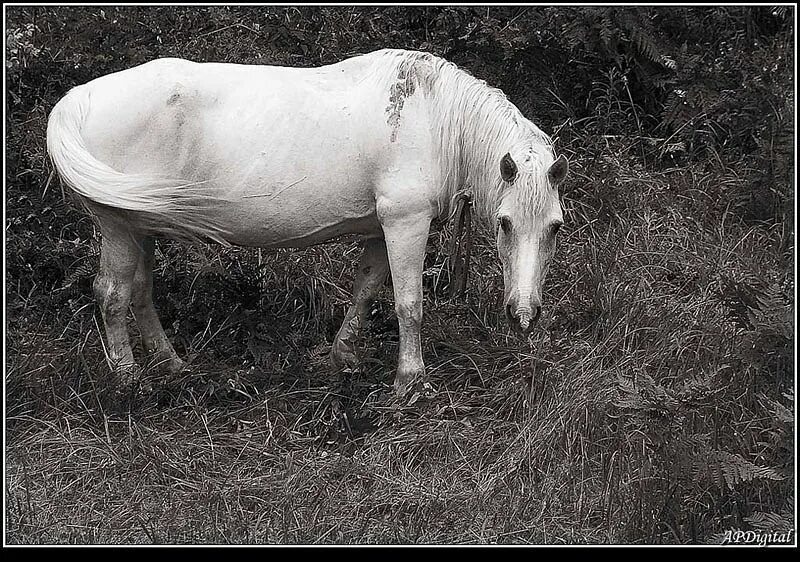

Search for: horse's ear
xmin=500 ymin=152 xmax=517 ymax=183
xmin=548 ymin=155 xmax=568 ymax=186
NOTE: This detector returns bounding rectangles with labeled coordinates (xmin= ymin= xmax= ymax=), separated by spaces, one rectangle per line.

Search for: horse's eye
xmin=499 ymin=216 xmax=512 ymax=236
xmin=551 ymin=222 xmax=563 ymax=236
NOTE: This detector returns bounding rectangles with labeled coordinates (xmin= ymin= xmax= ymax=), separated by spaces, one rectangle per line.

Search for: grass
xmin=5 ymin=6 xmax=795 ymax=545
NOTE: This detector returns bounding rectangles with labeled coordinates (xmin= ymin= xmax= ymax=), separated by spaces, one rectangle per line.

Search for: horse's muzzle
xmin=506 ymin=303 xmax=541 ymax=334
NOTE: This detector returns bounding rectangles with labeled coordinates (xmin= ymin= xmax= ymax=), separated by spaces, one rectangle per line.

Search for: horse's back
xmin=78 ymin=54 xmax=400 ymax=173
xmin=82 ymin=50 xmax=399 ymax=115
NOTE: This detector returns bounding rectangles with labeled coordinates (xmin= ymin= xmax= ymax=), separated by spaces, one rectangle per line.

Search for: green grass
xmin=6 ymin=6 xmax=794 ymax=545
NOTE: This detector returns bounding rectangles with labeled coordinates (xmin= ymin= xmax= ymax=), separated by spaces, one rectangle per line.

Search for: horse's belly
xmin=215 ymin=190 xmax=383 ymax=248
xmin=198 ymin=126 xmax=384 ymax=247
xmin=224 ymin=215 xmax=383 ymax=248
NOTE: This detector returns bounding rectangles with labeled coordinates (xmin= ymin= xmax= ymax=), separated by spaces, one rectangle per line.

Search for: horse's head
xmin=495 ymin=148 xmax=567 ymax=334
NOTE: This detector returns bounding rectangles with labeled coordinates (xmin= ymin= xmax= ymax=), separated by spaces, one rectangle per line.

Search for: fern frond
xmin=598 ymin=13 xmax=616 ymax=48
xmin=695 ymin=450 xmax=784 ymax=490
xmin=744 ymin=510 xmax=793 ymax=532
xmin=615 ymin=372 xmax=680 ymax=415
xmin=60 ymin=258 xmax=97 ymax=290
xmin=630 ymin=25 xmax=662 ymax=65
xmin=759 ymin=391 xmax=794 ymax=425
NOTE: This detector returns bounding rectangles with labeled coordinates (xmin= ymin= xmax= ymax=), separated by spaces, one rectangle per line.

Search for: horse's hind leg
xmin=93 ymin=219 xmax=142 ymax=385
xmin=330 ymin=238 xmax=389 ymax=368
xmin=131 ymin=236 xmax=186 ymax=374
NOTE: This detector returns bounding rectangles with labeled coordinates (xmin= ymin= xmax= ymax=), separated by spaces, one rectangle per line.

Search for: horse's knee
xmin=395 ymin=298 xmax=422 ymax=329
xmin=93 ymin=274 xmax=110 ymax=308
xmin=94 ymin=273 xmax=131 ymax=318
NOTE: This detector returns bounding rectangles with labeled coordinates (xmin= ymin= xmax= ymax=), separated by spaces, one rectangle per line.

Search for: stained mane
xmin=370 ymin=49 xmax=557 ymax=223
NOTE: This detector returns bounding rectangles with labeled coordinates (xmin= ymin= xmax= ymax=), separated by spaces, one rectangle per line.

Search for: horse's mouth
xmin=506 ymin=305 xmax=541 ymax=335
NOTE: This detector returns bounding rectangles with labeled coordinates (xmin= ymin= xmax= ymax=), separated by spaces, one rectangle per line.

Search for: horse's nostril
xmin=533 ymin=306 xmax=542 ymax=324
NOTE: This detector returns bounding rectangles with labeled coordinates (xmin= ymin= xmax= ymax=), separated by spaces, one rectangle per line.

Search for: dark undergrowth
xmin=5 ymin=6 xmax=794 ymax=544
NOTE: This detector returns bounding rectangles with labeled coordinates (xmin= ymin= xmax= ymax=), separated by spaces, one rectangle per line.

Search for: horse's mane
xmin=369 ymin=49 xmax=556 ymax=223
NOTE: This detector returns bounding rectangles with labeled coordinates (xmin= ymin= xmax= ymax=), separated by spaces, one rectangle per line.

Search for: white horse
xmin=46 ymin=48 xmax=567 ymax=396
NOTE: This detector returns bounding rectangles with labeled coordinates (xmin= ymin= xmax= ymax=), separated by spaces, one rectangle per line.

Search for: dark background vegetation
xmin=6 ymin=6 xmax=795 ymax=544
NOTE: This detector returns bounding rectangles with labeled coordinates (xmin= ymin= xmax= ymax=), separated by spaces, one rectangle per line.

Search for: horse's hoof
xmin=138 ymin=378 xmax=154 ymax=394
xmin=158 ymin=357 xmax=190 ymax=386
xmin=109 ymin=363 xmax=143 ymax=396
xmin=393 ymin=365 xmax=427 ymax=398
xmin=406 ymin=381 xmax=436 ymax=405
xmin=143 ymin=348 xmax=187 ymax=373
xmin=114 ymin=363 xmax=141 ymax=385
xmin=137 ymin=355 xmax=187 ymax=389
xmin=166 ymin=356 xmax=187 ymax=374
xmin=393 ymin=377 xmax=409 ymax=397
xmin=330 ymin=339 xmax=358 ymax=369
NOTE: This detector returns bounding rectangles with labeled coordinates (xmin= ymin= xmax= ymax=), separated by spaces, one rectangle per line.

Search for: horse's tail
xmin=46 ymin=85 xmax=230 ymax=244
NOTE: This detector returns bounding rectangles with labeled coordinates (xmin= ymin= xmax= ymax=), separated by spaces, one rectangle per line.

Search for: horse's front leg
xmin=330 ymin=238 xmax=389 ymax=368
xmin=378 ymin=208 xmax=432 ymax=396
